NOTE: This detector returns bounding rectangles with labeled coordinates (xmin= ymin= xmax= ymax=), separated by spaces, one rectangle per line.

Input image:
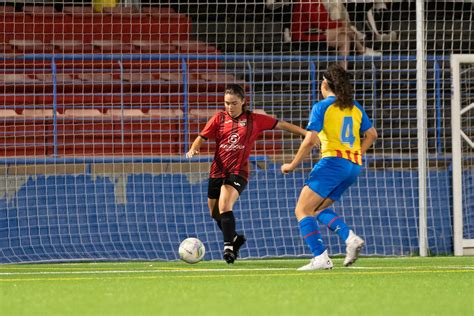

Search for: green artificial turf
xmin=1 ymin=257 xmax=473 ymax=316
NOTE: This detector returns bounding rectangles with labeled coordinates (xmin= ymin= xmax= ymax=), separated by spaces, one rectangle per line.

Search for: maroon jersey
xmin=199 ymin=110 xmax=278 ymax=180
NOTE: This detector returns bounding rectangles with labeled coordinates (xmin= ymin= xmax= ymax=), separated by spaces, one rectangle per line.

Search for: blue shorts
xmin=305 ymin=157 xmax=361 ymax=201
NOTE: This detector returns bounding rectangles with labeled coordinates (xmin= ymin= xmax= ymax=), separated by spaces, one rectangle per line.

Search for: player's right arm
xmin=281 ymin=130 xmax=320 ymax=174
xmin=186 ymin=135 xmax=205 ymax=158
xmin=186 ymin=112 xmax=220 ymax=158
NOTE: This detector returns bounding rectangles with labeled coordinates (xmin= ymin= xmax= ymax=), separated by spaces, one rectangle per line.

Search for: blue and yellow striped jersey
xmin=307 ymin=96 xmax=372 ymax=165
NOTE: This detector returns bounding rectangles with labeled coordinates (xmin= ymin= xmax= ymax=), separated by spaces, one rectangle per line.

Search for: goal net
xmin=0 ymin=1 xmax=472 ymax=263
xmin=451 ymin=54 xmax=474 ymax=256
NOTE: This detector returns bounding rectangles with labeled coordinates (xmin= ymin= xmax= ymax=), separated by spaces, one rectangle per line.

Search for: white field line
xmin=1 ymin=265 xmax=473 ymax=276
xmin=17 ymin=256 xmax=471 ymax=266
xmin=4 ymin=268 xmax=290 ymax=276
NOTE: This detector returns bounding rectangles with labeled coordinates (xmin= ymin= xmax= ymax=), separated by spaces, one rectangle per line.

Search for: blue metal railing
xmin=1 ymin=53 xmax=450 ymax=160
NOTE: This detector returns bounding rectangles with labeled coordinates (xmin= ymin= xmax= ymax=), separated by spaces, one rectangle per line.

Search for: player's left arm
xmin=356 ymin=101 xmax=378 ymax=155
xmin=275 ymin=121 xmax=307 ymax=138
xmin=360 ymin=127 xmax=378 ymax=155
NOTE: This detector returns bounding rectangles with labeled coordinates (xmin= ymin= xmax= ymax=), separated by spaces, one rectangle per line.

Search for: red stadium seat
xmin=0 ymin=74 xmax=39 ymax=93
xmin=0 ymin=109 xmax=20 ymax=118
xmin=51 ymin=40 xmax=94 ymax=53
xmin=0 ymin=43 xmax=13 ymax=54
xmin=149 ymin=109 xmax=184 ymax=118
xmin=0 ymin=2 xmax=223 ymax=157
xmin=23 ymin=109 xmax=56 ymax=118
xmin=54 ymin=116 xmax=182 ymax=156
xmin=35 ymin=73 xmax=85 ymax=94
xmin=0 ymin=112 xmax=51 ymax=156
xmin=9 ymin=39 xmax=53 ymax=53
xmin=132 ymin=40 xmax=177 ymax=53
xmin=121 ymin=72 xmax=156 ymax=82
xmin=0 ymin=5 xmax=16 ymax=14
xmin=107 ymin=109 xmax=146 ymax=118
xmin=121 ymin=72 xmax=164 ymax=93
xmin=35 ymin=73 xmax=81 ymax=83
xmin=158 ymin=72 xmax=182 ymax=82
xmin=200 ymin=72 xmax=245 ymax=84
xmin=76 ymin=73 xmax=122 ymax=94
xmin=172 ymin=40 xmax=218 ymax=53
xmin=189 ymin=108 xmax=220 ymax=119
xmin=62 ymin=109 xmax=104 ymax=118
xmin=155 ymin=72 xmax=183 ymax=93
xmin=92 ymin=40 xmax=135 ymax=53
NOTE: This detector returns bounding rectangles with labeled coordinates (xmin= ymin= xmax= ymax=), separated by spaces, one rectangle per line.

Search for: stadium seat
xmin=0 ymin=109 xmax=20 ymax=117
xmin=0 ymin=74 xmax=39 ymax=93
xmin=121 ymin=72 xmax=156 ymax=83
xmin=156 ymin=72 xmax=183 ymax=93
xmin=120 ymin=72 xmax=163 ymax=93
xmin=132 ymin=40 xmax=177 ymax=53
xmin=0 ymin=5 xmax=16 ymax=14
xmin=51 ymin=40 xmax=94 ymax=53
xmin=9 ymin=39 xmax=53 ymax=53
xmin=158 ymin=72 xmax=182 ymax=82
xmin=77 ymin=73 xmax=122 ymax=93
xmin=54 ymin=116 xmax=182 ymax=156
xmin=171 ymin=40 xmax=218 ymax=53
xmin=149 ymin=109 xmax=184 ymax=118
xmin=107 ymin=109 xmax=146 ymax=118
xmin=0 ymin=43 xmax=12 ymax=54
xmin=189 ymin=108 xmax=220 ymax=119
xmin=35 ymin=73 xmax=85 ymax=94
xmin=92 ymin=40 xmax=135 ymax=53
xmin=35 ymin=73 xmax=81 ymax=83
xmin=62 ymin=109 xmax=104 ymax=118
xmin=22 ymin=109 xmax=56 ymax=117
xmin=0 ymin=2 xmax=225 ymax=157
xmin=0 ymin=110 xmax=51 ymax=156
xmin=200 ymin=72 xmax=245 ymax=84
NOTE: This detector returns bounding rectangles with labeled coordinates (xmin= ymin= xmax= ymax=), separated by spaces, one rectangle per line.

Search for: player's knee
xmin=294 ymin=207 xmax=310 ymax=220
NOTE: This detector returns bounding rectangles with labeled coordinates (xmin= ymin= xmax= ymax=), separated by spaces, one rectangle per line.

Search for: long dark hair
xmin=224 ymin=84 xmax=247 ymax=111
xmin=323 ymin=63 xmax=354 ymax=110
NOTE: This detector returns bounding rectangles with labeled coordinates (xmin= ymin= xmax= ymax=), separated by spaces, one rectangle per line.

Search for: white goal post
xmin=451 ymin=54 xmax=474 ymax=256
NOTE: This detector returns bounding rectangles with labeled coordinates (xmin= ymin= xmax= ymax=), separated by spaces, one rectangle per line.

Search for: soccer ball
xmin=179 ymin=237 xmax=205 ymax=264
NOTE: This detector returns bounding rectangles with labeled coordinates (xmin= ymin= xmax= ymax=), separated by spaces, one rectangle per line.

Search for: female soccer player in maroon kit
xmin=186 ymin=84 xmax=306 ymax=263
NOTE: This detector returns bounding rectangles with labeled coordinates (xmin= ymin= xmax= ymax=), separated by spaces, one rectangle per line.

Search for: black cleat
xmin=233 ymin=234 xmax=246 ymax=258
xmin=223 ymin=248 xmax=236 ymax=264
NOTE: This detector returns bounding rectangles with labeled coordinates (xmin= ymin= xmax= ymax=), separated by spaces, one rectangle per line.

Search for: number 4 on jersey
xmin=341 ymin=117 xmax=355 ymax=148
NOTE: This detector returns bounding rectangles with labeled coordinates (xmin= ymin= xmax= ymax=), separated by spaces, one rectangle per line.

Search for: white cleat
xmin=297 ymin=250 xmax=333 ymax=271
xmin=343 ymin=231 xmax=365 ymax=267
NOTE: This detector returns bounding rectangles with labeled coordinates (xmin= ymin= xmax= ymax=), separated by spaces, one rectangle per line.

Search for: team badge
xmin=239 ymin=120 xmax=247 ymax=126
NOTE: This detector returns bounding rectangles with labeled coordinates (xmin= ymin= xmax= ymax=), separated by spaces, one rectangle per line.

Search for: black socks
xmin=220 ymin=211 xmax=236 ymax=247
xmin=211 ymin=208 xmax=223 ymax=231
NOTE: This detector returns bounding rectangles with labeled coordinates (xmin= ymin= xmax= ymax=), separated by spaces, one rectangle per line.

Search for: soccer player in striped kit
xmin=282 ymin=63 xmax=378 ymax=270
xmin=186 ymin=84 xmax=306 ymax=263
